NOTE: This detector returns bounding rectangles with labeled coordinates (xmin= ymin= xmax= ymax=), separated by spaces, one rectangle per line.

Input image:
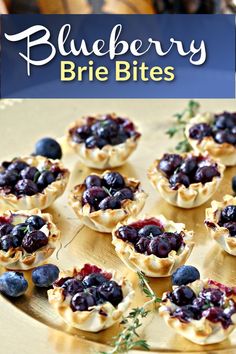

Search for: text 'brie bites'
xmin=159 ymin=279 xmax=236 ymax=345
xmin=48 ymin=263 xmax=134 ymax=332
xmin=147 ymin=151 xmax=224 ymax=209
xmin=66 ymin=113 xmax=141 ymax=169
xmin=0 ymin=156 xmax=70 ymax=212
xmin=69 ymin=171 xmax=148 ymax=233
xmin=186 ymin=111 xmax=236 ymax=166
xmin=205 ymin=195 xmax=236 ymax=256
xmin=0 ymin=209 xmax=60 ymax=270
xmin=112 ymin=215 xmax=194 ymax=277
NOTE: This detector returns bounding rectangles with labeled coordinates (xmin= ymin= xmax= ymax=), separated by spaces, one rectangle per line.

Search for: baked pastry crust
xmin=159 ymin=279 xmax=236 ymax=345
xmin=69 ymin=171 xmax=148 ymax=233
xmin=185 ymin=112 xmax=236 ymax=166
xmin=0 ymin=208 xmax=60 ymax=270
xmin=48 ymin=266 xmax=134 ymax=332
xmin=112 ymin=215 xmax=194 ymax=277
xmin=147 ymin=152 xmax=224 ymax=209
xmin=0 ymin=156 xmax=70 ymax=212
xmin=66 ymin=113 xmax=141 ymax=169
xmin=205 ymin=194 xmax=236 ymax=256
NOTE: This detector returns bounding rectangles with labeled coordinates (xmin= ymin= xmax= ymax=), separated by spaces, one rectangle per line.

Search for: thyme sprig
xmin=101 ymin=272 xmax=161 ymax=354
xmin=166 ymin=100 xmax=200 ymax=152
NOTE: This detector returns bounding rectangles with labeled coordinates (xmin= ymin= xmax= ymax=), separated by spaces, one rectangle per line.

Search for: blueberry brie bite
xmin=67 ymin=113 xmax=141 ymax=169
xmin=0 ymin=209 xmax=60 ymax=270
xmin=69 ymin=171 xmax=147 ymax=233
xmin=112 ymin=215 xmax=194 ymax=277
xmin=48 ymin=263 xmax=134 ymax=332
xmin=205 ymin=195 xmax=236 ymax=256
xmin=186 ymin=111 xmax=236 ymax=166
xmin=148 ymin=152 xmax=224 ymax=209
xmin=0 ymin=156 xmax=69 ymax=211
xmin=159 ymin=279 xmax=236 ymax=345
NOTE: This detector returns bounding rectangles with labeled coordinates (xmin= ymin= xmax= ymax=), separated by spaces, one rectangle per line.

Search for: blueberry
xmin=71 ymin=292 xmax=96 ymax=311
xmin=117 ymin=226 xmax=139 ymax=243
xmin=232 ymin=176 xmax=236 ymax=194
xmin=202 ymin=307 xmax=227 ymax=326
xmin=82 ymin=187 xmax=108 ymax=208
xmin=22 ymin=230 xmax=48 ymax=253
xmin=113 ymin=188 xmax=133 ymax=202
xmin=15 ymin=179 xmax=38 ymax=196
xmin=73 ymin=125 xmax=91 ymax=142
xmin=84 ymin=175 xmax=102 ymax=189
xmin=221 ymin=205 xmax=236 ymax=223
xmin=147 ymin=237 xmax=171 ymax=258
xmin=214 ymin=131 xmax=236 ymax=145
xmin=37 ymin=171 xmax=55 ymax=191
xmin=102 ymin=172 xmax=125 ymax=190
xmin=0 ymin=235 xmax=19 ymax=251
xmin=172 ymin=265 xmax=200 ymax=286
xmin=172 ymin=305 xmax=202 ymax=322
xmin=168 ymin=285 xmax=196 ymax=306
xmin=223 ymin=222 xmax=236 ymax=236
xmin=32 ymin=264 xmax=60 ymax=288
xmin=0 ymin=271 xmax=28 ymax=297
xmin=83 ymin=273 xmax=107 ymax=287
xmin=199 ymin=288 xmax=224 ymax=306
xmin=11 ymin=223 xmax=28 ymax=240
xmin=138 ymin=225 xmax=162 ymax=238
xmin=20 ymin=167 xmax=39 ymax=181
xmin=214 ymin=112 xmax=236 ymax=130
xmin=179 ymin=157 xmax=198 ymax=174
xmin=98 ymin=280 xmax=123 ymax=307
xmin=61 ymin=278 xmax=84 ymax=296
xmin=7 ymin=160 xmax=29 ymax=173
xmin=98 ymin=196 xmax=121 ymax=210
xmin=35 ymin=138 xmax=62 ymax=160
xmin=159 ymin=154 xmax=183 ymax=176
xmin=0 ymin=170 xmax=19 ymax=187
xmin=189 ymin=123 xmax=212 ymax=141
xmin=85 ymin=136 xmax=107 ymax=149
xmin=92 ymin=118 xmax=118 ymax=140
xmin=169 ymin=172 xmax=190 ymax=188
xmin=0 ymin=223 xmax=13 ymax=237
xmin=134 ymin=237 xmax=150 ymax=254
xmin=26 ymin=215 xmax=45 ymax=230
xmin=194 ymin=166 xmax=220 ymax=184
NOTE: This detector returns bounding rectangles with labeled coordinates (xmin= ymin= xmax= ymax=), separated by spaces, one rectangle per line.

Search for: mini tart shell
xmin=147 ymin=152 xmax=225 ymax=209
xmin=112 ymin=215 xmax=194 ymax=277
xmin=0 ymin=208 xmax=60 ymax=270
xmin=159 ymin=279 xmax=236 ymax=345
xmin=0 ymin=156 xmax=70 ymax=212
xmin=185 ymin=112 xmax=236 ymax=166
xmin=48 ymin=267 xmax=134 ymax=332
xmin=69 ymin=171 xmax=148 ymax=233
xmin=205 ymin=194 xmax=236 ymax=256
xmin=66 ymin=113 xmax=141 ymax=169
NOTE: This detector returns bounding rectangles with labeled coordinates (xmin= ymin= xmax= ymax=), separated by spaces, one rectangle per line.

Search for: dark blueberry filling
xmin=54 ymin=264 xmax=123 ymax=312
xmin=0 ymin=215 xmax=48 ymax=253
xmin=189 ymin=112 xmax=236 ymax=146
xmin=116 ymin=218 xmax=184 ymax=258
xmin=82 ymin=172 xmax=135 ymax=211
xmin=158 ymin=153 xmax=220 ymax=190
xmin=69 ymin=114 xmax=140 ymax=149
xmin=0 ymin=158 xmax=64 ymax=197
xmin=167 ymin=284 xmax=236 ymax=329
xmin=218 ymin=205 xmax=236 ymax=237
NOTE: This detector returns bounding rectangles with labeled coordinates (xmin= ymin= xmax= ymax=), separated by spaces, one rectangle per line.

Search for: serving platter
xmin=1 ymin=98 xmax=236 ymax=354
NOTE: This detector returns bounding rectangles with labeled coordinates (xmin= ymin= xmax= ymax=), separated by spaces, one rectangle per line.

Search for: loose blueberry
xmin=26 ymin=215 xmax=45 ymax=230
xmin=0 ymin=271 xmax=28 ymax=297
xmin=32 ymin=264 xmax=60 ymax=288
xmin=22 ymin=230 xmax=48 ymax=253
xmin=172 ymin=265 xmax=200 ymax=286
xmin=102 ymin=172 xmax=125 ymax=190
xmin=37 ymin=171 xmax=55 ymax=191
xmin=35 ymin=138 xmax=62 ymax=160
xmin=83 ymin=273 xmax=108 ymax=287
xmin=98 ymin=280 xmax=123 ymax=307
xmin=71 ymin=292 xmax=96 ymax=311
xmin=84 ymin=175 xmax=102 ymax=189
xmin=98 ymin=196 xmax=121 ymax=210
xmin=15 ymin=179 xmax=39 ymax=196
xmin=138 ymin=225 xmax=162 ymax=238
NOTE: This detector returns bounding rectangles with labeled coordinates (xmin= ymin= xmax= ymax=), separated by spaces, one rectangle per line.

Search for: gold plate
xmin=1 ymin=99 xmax=236 ymax=354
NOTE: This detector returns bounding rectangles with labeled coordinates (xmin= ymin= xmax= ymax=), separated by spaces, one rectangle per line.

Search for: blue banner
xmin=0 ymin=14 xmax=235 ymax=98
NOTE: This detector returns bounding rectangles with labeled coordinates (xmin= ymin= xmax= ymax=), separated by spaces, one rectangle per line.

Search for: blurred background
xmin=0 ymin=0 xmax=236 ymax=14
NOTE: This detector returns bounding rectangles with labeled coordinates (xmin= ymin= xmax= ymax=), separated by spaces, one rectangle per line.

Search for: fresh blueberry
xmin=98 ymin=196 xmax=121 ymax=210
xmin=113 ymin=188 xmax=133 ymax=202
xmin=168 ymin=285 xmax=196 ymax=306
xmin=102 ymin=172 xmax=125 ymax=190
xmin=71 ymin=292 xmax=96 ymax=311
xmin=172 ymin=265 xmax=200 ymax=286
xmin=26 ymin=215 xmax=45 ymax=230
xmin=0 ymin=271 xmax=28 ymax=297
xmin=98 ymin=280 xmax=123 ymax=307
xmin=35 ymin=138 xmax=62 ymax=160
xmin=84 ymin=175 xmax=102 ymax=189
xmin=138 ymin=225 xmax=162 ymax=238
xmin=37 ymin=171 xmax=55 ymax=191
xmin=83 ymin=273 xmax=108 ymax=287
xmin=22 ymin=230 xmax=48 ymax=253
xmin=15 ymin=179 xmax=39 ymax=196
xmin=32 ymin=264 xmax=60 ymax=288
